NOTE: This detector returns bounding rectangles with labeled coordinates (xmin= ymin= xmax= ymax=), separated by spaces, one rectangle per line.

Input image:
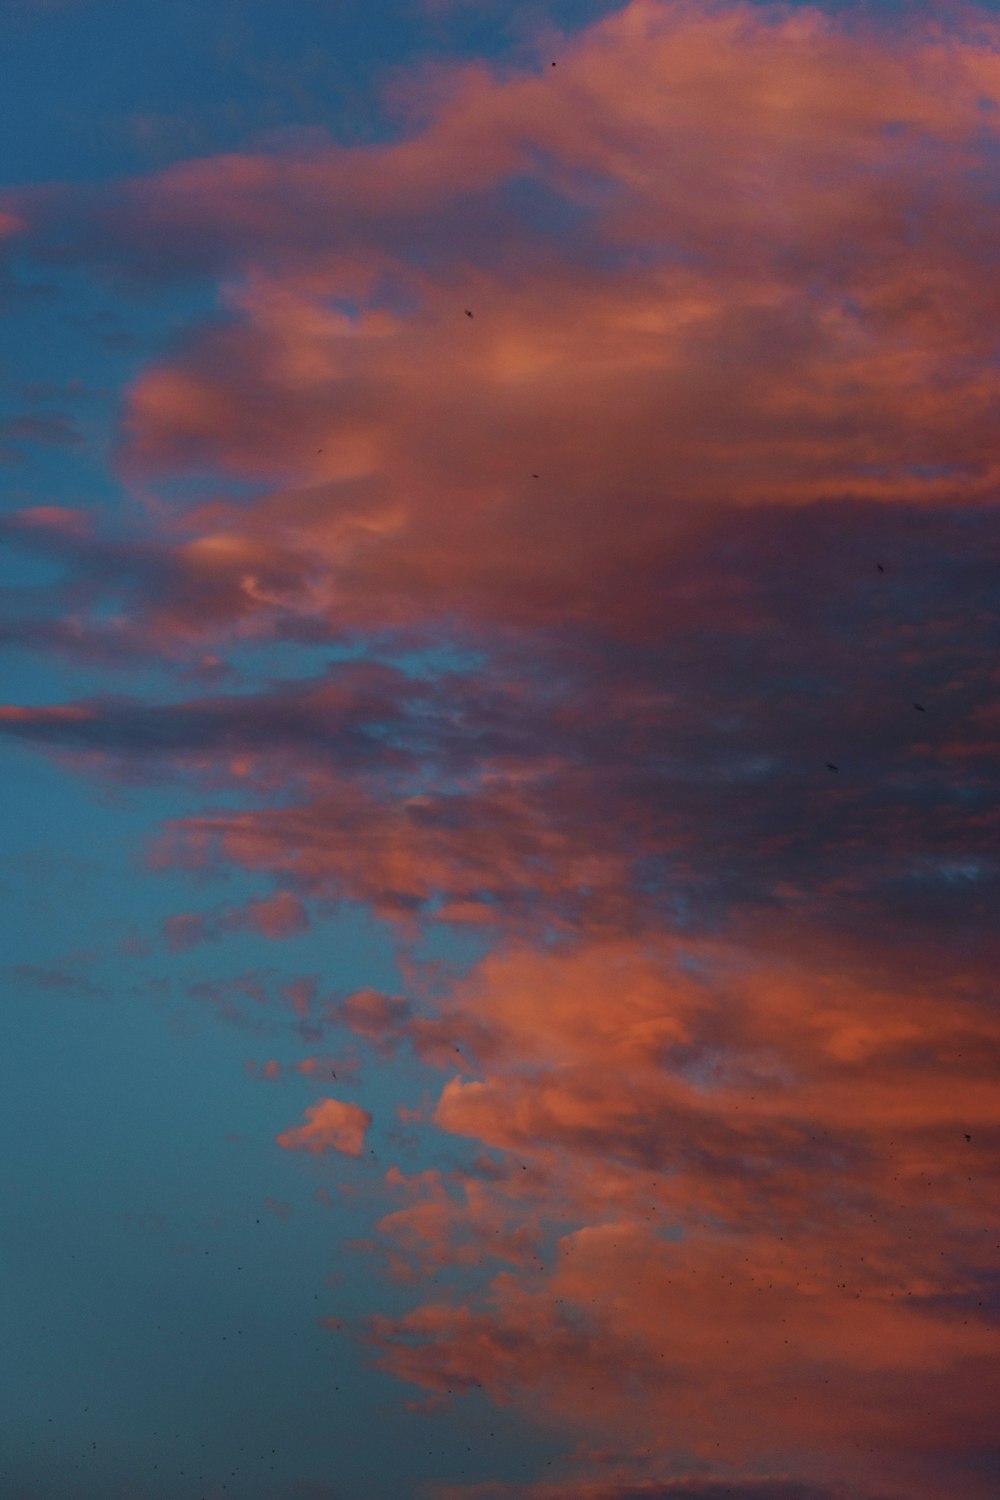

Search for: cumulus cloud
xmin=5 ymin=4 xmax=1000 ymax=650
xmin=364 ymin=930 xmax=1000 ymax=1498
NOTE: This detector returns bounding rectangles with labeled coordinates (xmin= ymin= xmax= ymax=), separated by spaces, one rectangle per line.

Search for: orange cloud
xmin=276 ymin=1097 xmax=372 ymax=1157
xmin=363 ymin=928 xmax=1000 ymax=1497
xmin=296 ymin=1055 xmax=355 ymax=1082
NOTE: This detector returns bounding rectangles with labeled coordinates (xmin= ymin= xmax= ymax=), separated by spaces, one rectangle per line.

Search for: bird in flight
xmin=913 ymin=703 xmax=926 ymax=712
xmin=876 ymin=562 xmax=885 ymax=573
xmin=826 ymin=762 xmax=839 ymax=772
xmin=465 ymin=309 xmax=474 ymax=318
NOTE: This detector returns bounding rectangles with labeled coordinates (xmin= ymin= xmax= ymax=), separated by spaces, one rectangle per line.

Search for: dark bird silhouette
xmin=965 ymin=1133 xmax=972 ymax=1142
xmin=876 ymin=562 xmax=885 ymax=572
xmin=464 ymin=309 xmax=474 ymax=318
xmin=914 ymin=703 xmax=926 ymax=711
xmin=532 ymin=473 xmax=539 ymax=478
xmin=826 ymin=762 xmax=839 ymax=772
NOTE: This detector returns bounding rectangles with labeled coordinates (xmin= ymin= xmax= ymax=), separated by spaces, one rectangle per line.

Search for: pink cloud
xmin=245 ymin=889 xmax=309 ymax=939
xmin=163 ymin=911 xmax=212 ymax=951
xmin=296 ymin=1056 xmax=356 ymax=1083
xmin=429 ymin=1482 xmax=867 ymax=1500
xmin=5 ymin=5 xmax=1000 ymax=1497
xmin=262 ymin=1196 xmax=292 ymax=1219
xmin=338 ymin=988 xmax=414 ymax=1047
xmin=7 ymin=3 xmax=1000 ymax=653
xmin=161 ymin=891 xmax=308 ymax=950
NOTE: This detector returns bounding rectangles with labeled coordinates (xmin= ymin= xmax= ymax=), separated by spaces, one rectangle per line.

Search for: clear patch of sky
xmin=218 ymin=635 xmax=487 ymax=688
xmin=0 ymin=741 xmax=274 ymax=960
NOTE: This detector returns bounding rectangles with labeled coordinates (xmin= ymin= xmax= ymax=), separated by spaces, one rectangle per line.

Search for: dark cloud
xmin=4 ymin=499 xmax=999 ymax=962
xmin=8 ymin=958 xmax=104 ymax=999
xmin=0 ymin=411 xmax=82 ymax=461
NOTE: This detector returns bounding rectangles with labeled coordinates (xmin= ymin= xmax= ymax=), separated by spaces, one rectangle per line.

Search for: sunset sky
xmin=2 ymin=2 xmax=999 ymax=1498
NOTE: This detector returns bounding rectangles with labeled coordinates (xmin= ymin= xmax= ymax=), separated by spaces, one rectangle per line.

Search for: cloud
xmin=363 ymin=928 xmax=1000 ymax=1497
xmin=276 ymin=1097 xmax=372 ymax=1157
xmin=185 ymin=970 xmax=274 ymax=1029
xmin=297 ymin=1055 xmax=356 ymax=1082
xmin=5 ymin=3 xmax=1000 ymax=650
xmin=262 ymin=1196 xmax=292 ymax=1219
xmin=338 ymin=988 xmax=414 ymax=1048
xmin=163 ymin=911 xmax=214 ymax=951
xmin=7 ymin=958 xmax=104 ymax=999
xmin=6 ymin=493 xmax=1000 ymax=951
xmin=163 ymin=892 xmax=308 ymax=949
xmin=0 ymin=660 xmax=420 ymax=762
xmin=0 ymin=411 xmax=82 ymax=462
xmin=431 ymin=1481 xmax=859 ymax=1500
xmin=246 ymin=890 xmax=309 ymax=939
xmin=5 ymin=4 xmax=1000 ymax=1497
xmin=5 ymin=505 xmax=999 ymax=1500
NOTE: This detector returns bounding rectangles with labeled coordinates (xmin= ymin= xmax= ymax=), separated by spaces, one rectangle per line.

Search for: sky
xmin=1 ymin=1 xmax=999 ymax=1498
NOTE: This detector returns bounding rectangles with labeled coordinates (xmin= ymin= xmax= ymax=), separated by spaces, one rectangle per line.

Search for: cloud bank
xmin=3 ymin=3 xmax=1000 ymax=1497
